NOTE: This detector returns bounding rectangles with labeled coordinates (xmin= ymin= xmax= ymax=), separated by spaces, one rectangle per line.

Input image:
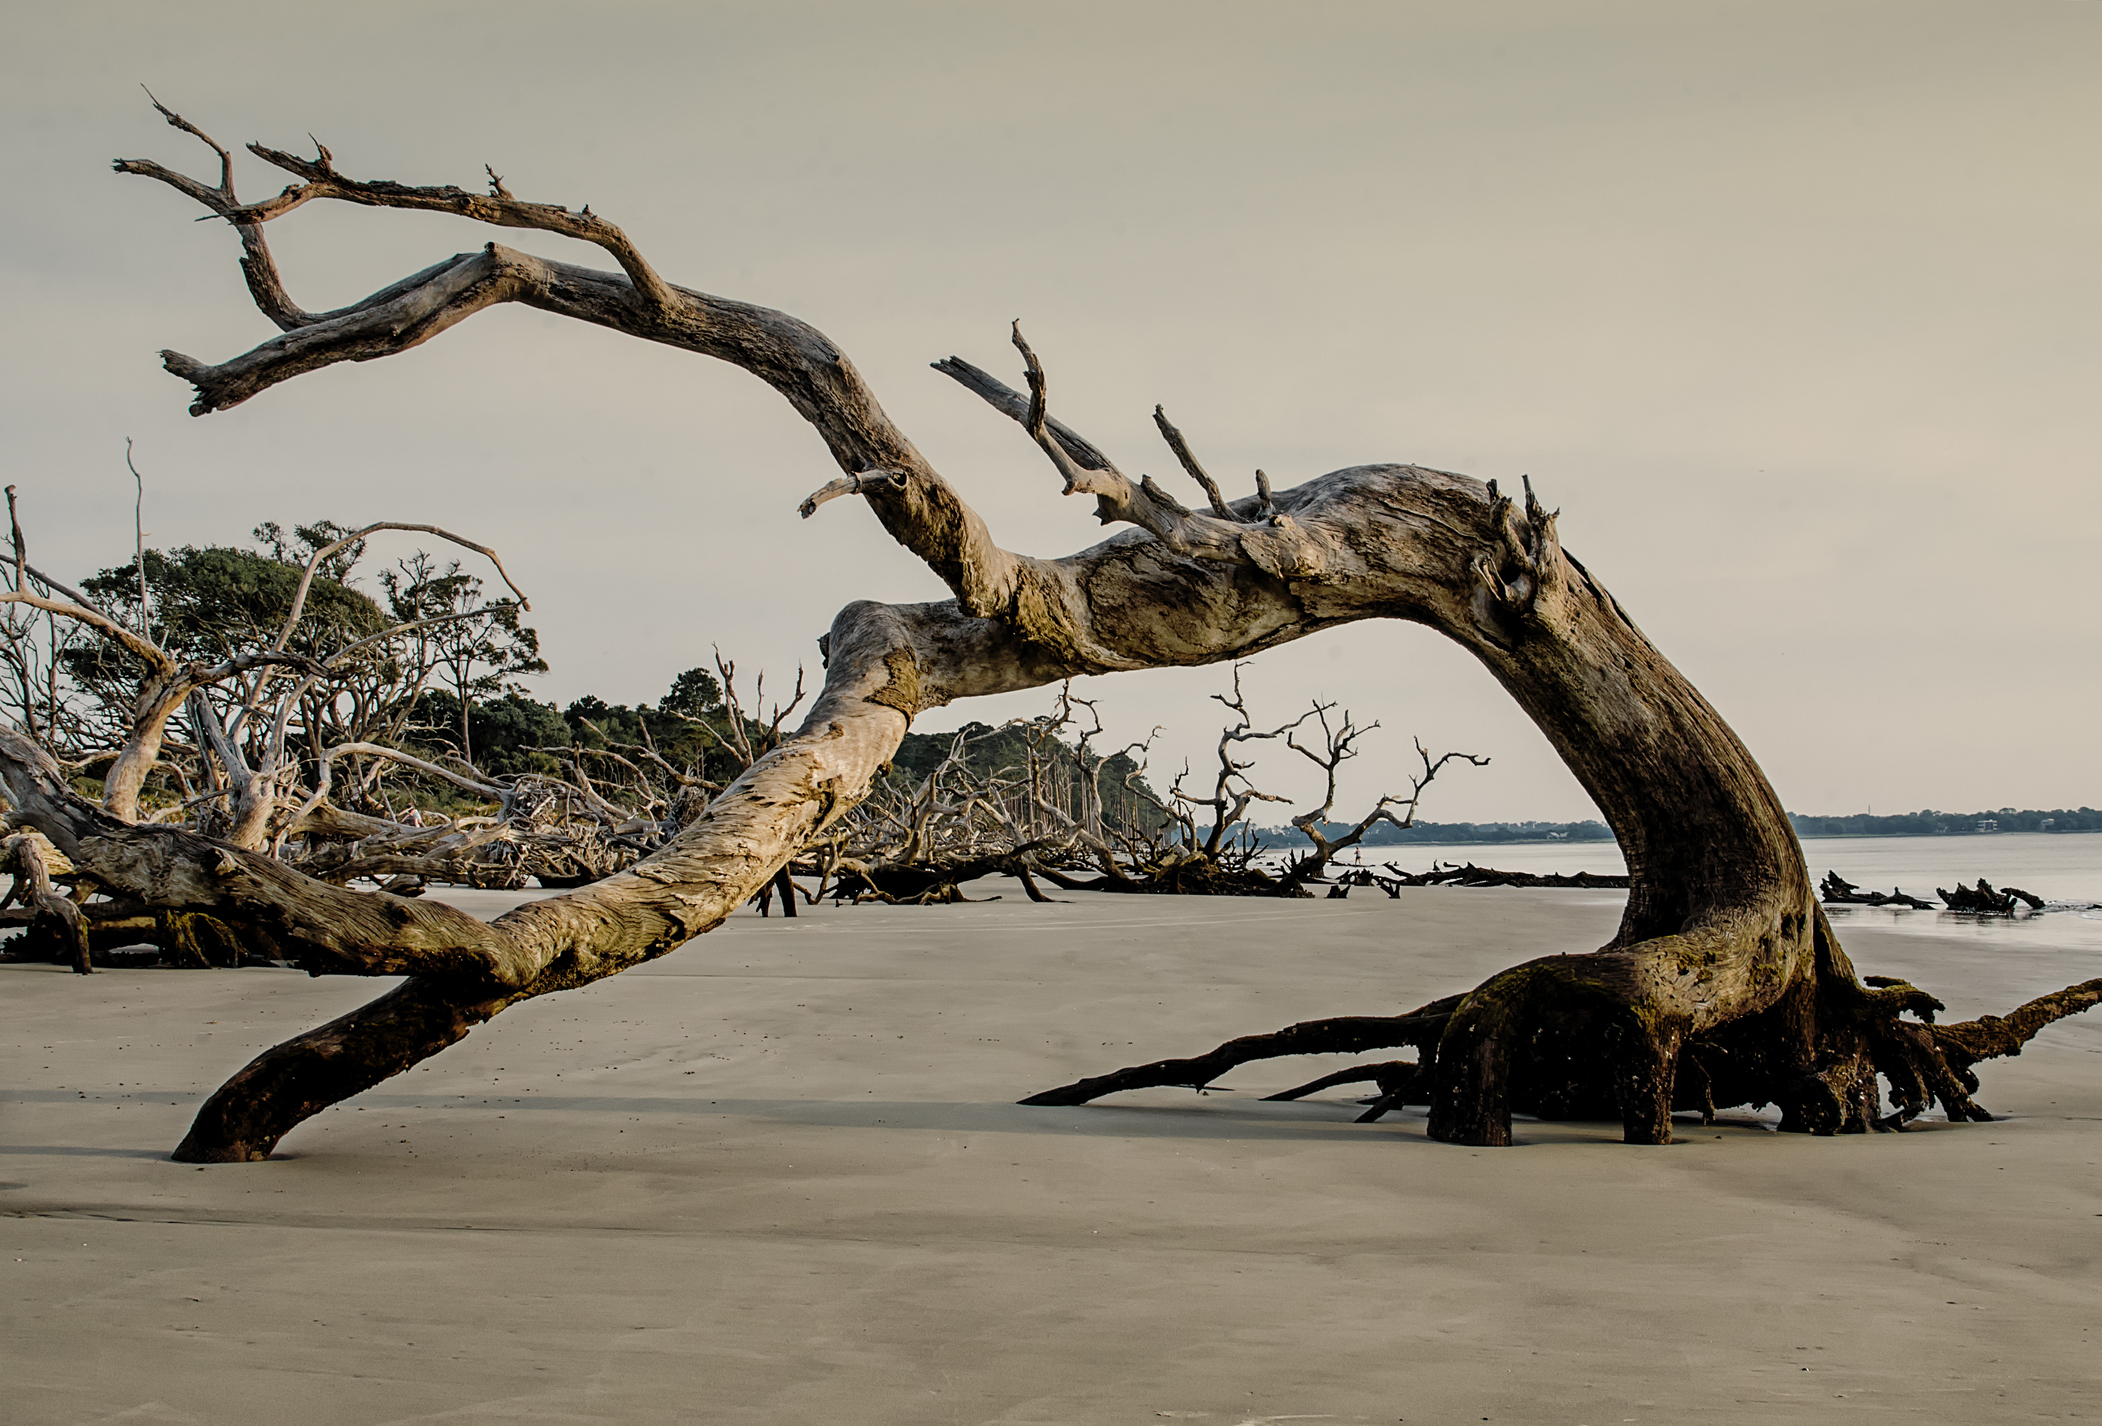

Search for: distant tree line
xmin=1260 ymin=818 xmax=1615 ymax=846
xmin=1787 ymin=808 xmax=2102 ymax=837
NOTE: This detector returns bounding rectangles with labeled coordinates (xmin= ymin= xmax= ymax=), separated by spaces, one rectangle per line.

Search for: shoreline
xmin=7 ymin=888 xmax=2100 ymax=1422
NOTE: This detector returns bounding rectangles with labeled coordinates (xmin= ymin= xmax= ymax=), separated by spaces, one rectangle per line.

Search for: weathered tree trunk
xmin=0 ymin=107 xmax=2079 ymax=1160
xmin=3 ymin=832 xmax=92 ymax=974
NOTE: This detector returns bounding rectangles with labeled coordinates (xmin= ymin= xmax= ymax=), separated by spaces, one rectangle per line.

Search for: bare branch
xmin=931 ymin=331 xmax=1345 ymax=582
xmin=113 ymin=93 xmax=320 ymax=332
xmin=5 ymin=487 xmax=113 ymax=615
xmin=319 ymin=607 xmax=509 ymax=671
xmin=124 ymin=439 xmax=151 ymax=637
xmin=1286 ymin=702 xmax=1375 ymax=834
xmin=277 ymin=520 xmax=530 ymax=655
xmin=223 ymin=140 xmax=679 ymax=315
xmin=0 ymin=589 xmax=172 ymax=672
xmin=117 ymin=108 xmax=1036 ymax=625
xmin=799 ymin=468 xmax=907 ymax=520
xmin=1281 ymin=730 xmax=1488 ymax=886
xmin=1011 ymin=322 xmax=1130 ymax=509
xmin=928 ymin=356 xmax=1120 ymax=472
xmin=142 ymin=86 xmax=233 ymax=193
xmin=298 ymin=741 xmax=509 ymax=818
xmin=5 ymin=487 xmax=24 ymax=604
xmin=1152 ymin=405 xmax=1233 ymax=518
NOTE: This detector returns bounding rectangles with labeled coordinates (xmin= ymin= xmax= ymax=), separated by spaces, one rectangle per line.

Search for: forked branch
xmin=116 ymin=98 xmax=1029 ymax=628
xmin=1152 ymin=405 xmax=1234 ymax=518
xmin=223 ymin=140 xmax=679 ymax=314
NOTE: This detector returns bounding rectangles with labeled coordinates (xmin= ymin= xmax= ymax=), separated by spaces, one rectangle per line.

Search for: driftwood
xmin=1819 ymin=871 xmax=2048 ymax=914
xmin=1938 ymin=878 xmax=2047 ymax=914
xmin=1817 ymin=871 xmax=1936 ymax=911
xmin=0 ymin=104 xmax=2087 ymax=1161
xmin=1342 ymin=863 xmax=1632 ymax=895
xmin=802 ymin=674 xmax=1439 ymax=902
xmin=0 ymin=832 xmax=91 ymax=973
xmin=0 ymin=510 xmax=805 ymax=949
xmin=1276 ymin=729 xmax=1488 ymax=894
xmin=1109 ymin=665 xmax=1488 ymax=898
xmin=809 ymin=695 xmax=1154 ymax=904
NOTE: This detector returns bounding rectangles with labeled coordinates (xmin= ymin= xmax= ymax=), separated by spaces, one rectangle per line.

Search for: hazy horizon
xmin=4 ymin=2 xmax=2096 ymax=826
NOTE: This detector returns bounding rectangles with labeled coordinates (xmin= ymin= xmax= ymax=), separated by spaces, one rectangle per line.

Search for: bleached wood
xmin=0 ymin=105 xmax=2074 ymax=1158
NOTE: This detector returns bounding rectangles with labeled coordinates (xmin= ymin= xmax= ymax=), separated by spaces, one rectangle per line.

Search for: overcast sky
xmin=3 ymin=2 xmax=2096 ymax=824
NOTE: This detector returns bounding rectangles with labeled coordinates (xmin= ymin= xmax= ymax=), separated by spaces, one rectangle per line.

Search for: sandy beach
xmin=6 ymin=885 xmax=2100 ymax=1424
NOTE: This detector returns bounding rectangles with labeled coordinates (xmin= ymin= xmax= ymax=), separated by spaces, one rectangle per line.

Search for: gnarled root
xmin=1263 ymin=1059 xmax=1419 ymax=1103
xmin=1024 ymin=958 xmax=2102 ymax=1145
xmin=1020 ymin=1002 xmax=1460 ymax=1106
xmin=1266 ymin=1059 xmax=1426 ymax=1125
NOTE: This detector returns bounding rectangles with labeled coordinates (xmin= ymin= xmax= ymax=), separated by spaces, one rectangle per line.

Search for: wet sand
xmin=6 ymin=887 xmax=2100 ymax=1424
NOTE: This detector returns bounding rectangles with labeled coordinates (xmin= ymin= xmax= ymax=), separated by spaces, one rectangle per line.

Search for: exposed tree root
xmin=1934 ymin=978 xmax=2102 ymax=1067
xmin=1026 ymin=963 xmax=2102 ymax=1140
xmin=1262 ymin=1060 xmax=1424 ymax=1122
xmin=1018 ymin=1002 xmax=1461 ymax=1105
xmin=1261 ymin=1059 xmax=1417 ymax=1101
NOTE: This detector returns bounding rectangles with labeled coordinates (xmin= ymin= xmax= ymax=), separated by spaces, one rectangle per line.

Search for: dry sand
xmin=5 ymin=887 xmax=2100 ymax=1424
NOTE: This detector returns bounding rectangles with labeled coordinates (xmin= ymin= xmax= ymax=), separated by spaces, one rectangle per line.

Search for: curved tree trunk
xmin=0 ymin=109 xmax=2082 ymax=1160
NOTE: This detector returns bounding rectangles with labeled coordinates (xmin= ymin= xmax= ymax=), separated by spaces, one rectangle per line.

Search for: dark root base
xmin=1024 ymin=977 xmax=2102 ymax=1145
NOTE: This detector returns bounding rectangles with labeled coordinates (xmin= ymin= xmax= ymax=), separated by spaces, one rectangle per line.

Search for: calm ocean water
xmin=1310 ymin=831 xmax=2102 ymax=957
xmin=1324 ymin=831 xmax=2102 ymax=903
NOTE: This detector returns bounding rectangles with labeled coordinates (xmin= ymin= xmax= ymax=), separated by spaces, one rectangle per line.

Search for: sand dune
xmin=6 ymin=887 xmax=2099 ymax=1423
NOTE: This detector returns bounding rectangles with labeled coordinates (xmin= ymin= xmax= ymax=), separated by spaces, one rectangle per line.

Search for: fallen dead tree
xmin=997 ymin=667 xmax=1483 ymax=898
xmin=1817 ymin=872 xmax=1936 ymax=911
xmin=0 ymin=493 xmax=557 ymax=968
xmin=813 ymin=670 xmax=1478 ymax=902
xmin=1938 ymin=878 xmax=2047 ymax=914
xmin=1817 ymin=871 xmax=2048 ymax=914
xmin=0 ymin=472 xmax=802 ymax=963
xmin=811 ymin=689 xmax=1154 ymax=905
xmin=1142 ymin=668 xmax=1485 ymax=897
xmin=2 ymin=103 xmax=2089 ymax=1159
xmin=1337 ymin=862 xmax=1631 ymax=895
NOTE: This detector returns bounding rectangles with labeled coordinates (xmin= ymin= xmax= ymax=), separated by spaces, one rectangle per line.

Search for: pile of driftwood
xmin=0 ymin=589 xmax=1488 ymax=965
xmin=1818 ymin=871 xmax=2048 ymax=914
xmin=776 ymin=668 xmax=1489 ymax=907
xmin=767 ymin=694 xmax=1161 ymax=910
xmin=0 ymin=491 xmax=830 ymax=968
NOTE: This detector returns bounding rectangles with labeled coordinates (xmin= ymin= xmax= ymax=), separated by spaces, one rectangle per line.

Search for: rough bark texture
xmin=0 ymin=111 xmax=2079 ymax=1160
xmin=2 ymin=832 xmax=91 ymax=974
